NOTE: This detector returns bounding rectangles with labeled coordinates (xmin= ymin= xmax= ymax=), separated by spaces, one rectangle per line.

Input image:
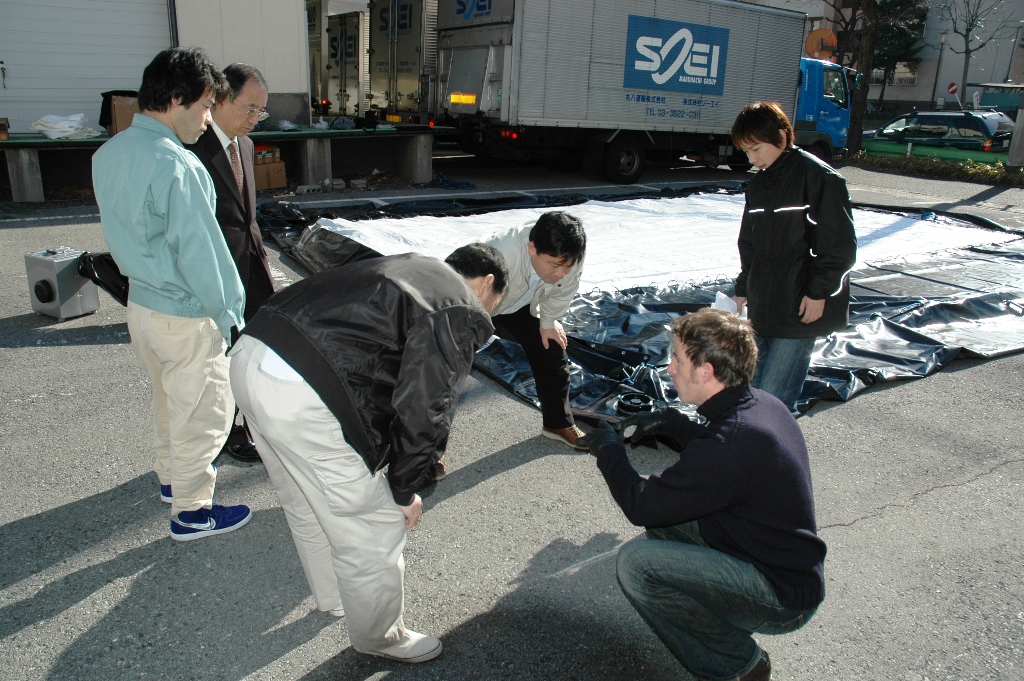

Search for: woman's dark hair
xmin=529 ymin=211 xmax=586 ymax=264
xmin=671 ymin=308 xmax=758 ymax=388
xmin=730 ymin=101 xmax=794 ymax=150
xmin=445 ymin=243 xmax=509 ymax=294
xmin=137 ymin=47 xmax=228 ymax=113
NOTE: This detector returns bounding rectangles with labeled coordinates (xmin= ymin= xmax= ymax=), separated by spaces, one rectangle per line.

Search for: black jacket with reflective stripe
xmin=735 ymin=148 xmax=857 ymax=338
xmin=243 ymin=253 xmax=494 ymax=505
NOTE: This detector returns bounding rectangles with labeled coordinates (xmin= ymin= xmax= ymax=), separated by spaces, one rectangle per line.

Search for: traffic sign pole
xmin=947 ymin=83 xmax=963 ymax=111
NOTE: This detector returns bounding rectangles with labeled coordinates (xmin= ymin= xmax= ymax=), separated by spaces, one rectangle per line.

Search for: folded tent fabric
xmin=30 ymin=114 xmax=101 ymax=140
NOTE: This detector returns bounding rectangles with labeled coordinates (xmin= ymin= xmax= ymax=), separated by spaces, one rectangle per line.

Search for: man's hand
xmin=398 ymin=494 xmax=423 ymax=530
xmin=732 ymin=296 xmax=747 ymax=316
xmin=539 ymin=321 xmax=568 ymax=350
xmin=618 ymin=408 xmax=672 ymax=446
xmin=799 ymin=296 xmax=825 ymax=324
xmin=582 ymin=419 xmax=623 ymax=457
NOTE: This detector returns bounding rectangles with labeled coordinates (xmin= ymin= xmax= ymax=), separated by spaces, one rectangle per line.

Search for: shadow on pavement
xmin=419 ymin=437 xmax=572 ymax=506
xmin=0 ymin=475 xmax=166 ymax=594
xmin=0 ymin=314 xmax=129 ymax=348
xmin=1 ymin=474 xmax=333 ymax=680
xmin=298 ymin=532 xmax=688 ymax=681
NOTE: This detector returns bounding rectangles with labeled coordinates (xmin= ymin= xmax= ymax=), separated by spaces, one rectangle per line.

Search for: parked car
xmin=862 ymin=110 xmax=1014 ymax=163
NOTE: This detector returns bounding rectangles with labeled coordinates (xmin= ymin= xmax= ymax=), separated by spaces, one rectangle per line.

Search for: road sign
xmin=948 ymin=82 xmax=958 ymax=95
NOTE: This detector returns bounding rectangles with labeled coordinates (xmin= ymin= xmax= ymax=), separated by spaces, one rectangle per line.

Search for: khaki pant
xmin=126 ymin=302 xmax=232 ymax=516
xmin=229 ymin=336 xmax=409 ymax=650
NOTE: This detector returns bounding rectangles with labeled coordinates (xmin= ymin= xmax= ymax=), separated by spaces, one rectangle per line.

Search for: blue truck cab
xmin=794 ymin=58 xmax=861 ymax=162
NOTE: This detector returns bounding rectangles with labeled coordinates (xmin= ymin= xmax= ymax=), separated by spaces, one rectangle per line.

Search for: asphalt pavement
xmin=1 ymin=158 xmax=1022 ymax=680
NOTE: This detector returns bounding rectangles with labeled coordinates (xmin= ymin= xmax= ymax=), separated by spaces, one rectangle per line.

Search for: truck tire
xmin=603 ymin=137 xmax=646 ymax=184
xmin=809 ymin=142 xmax=832 ymax=163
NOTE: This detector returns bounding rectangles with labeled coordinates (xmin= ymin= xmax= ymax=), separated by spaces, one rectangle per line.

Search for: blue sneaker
xmin=160 ymin=484 xmax=172 ymax=504
xmin=170 ymin=504 xmax=252 ymax=542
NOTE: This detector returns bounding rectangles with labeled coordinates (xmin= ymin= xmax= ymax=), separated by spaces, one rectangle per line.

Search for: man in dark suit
xmin=188 ymin=63 xmax=274 ymax=462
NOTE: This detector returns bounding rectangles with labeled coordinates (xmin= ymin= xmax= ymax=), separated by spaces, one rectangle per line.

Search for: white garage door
xmin=0 ymin=0 xmax=171 ymax=133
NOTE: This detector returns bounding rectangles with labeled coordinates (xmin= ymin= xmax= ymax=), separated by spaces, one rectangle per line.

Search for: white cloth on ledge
xmin=30 ymin=114 xmax=101 ymax=140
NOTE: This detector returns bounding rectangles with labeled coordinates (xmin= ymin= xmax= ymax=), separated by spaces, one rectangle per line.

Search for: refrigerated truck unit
xmin=368 ymin=0 xmax=439 ymax=122
xmin=327 ymin=12 xmax=369 ymax=117
xmin=436 ymin=0 xmax=814 ymax=182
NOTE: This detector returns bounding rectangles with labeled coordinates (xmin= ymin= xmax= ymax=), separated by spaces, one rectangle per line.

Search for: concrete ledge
xmin=5 ymin=149 xmax=45 ymax=203
xmin=1 ymin=125 xmax=447 ymax=202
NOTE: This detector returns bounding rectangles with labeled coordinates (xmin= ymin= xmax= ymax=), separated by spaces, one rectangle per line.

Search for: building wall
xmin=868 ymin=2 xmax=1024 ymax=111
xmin=0 ymin=0 xmax=171 ymax=133
xmin=175 ymin=0 xmax=311 ymax=124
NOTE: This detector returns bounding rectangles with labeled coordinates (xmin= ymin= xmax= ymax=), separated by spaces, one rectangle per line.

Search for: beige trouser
xmin=126 ymin=302 xmax=232 ymax=516
xmin=229 ymin=335 xmax=409 ymax=650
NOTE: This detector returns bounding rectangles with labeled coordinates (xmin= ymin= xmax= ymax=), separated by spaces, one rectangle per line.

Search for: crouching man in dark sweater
xmin=583 ymin=308 xmax=826 ymax=681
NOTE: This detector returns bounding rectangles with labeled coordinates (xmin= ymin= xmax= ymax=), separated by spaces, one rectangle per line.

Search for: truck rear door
xmin=439 ymin=47 xmax=489 ymax=115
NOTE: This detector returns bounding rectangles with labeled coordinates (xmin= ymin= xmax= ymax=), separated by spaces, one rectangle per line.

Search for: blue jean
xmin=751 ymin=335 xmax=817 ymax=415
xmin=616 ymin=522 xmax=816 ymax=681
xmin=493 ymin=305 xmax=573 ymax=429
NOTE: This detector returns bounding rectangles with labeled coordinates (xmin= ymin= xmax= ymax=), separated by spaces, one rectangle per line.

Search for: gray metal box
xmin=25 ymin=247 xmax=100 ymax=321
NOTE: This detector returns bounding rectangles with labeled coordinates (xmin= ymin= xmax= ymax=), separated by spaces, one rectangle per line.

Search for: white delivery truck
xmin=435 ymin=0 xmax=817 ymax=182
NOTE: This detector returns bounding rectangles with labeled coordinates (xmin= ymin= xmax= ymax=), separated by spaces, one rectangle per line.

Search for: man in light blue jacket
xmin=92 ymin=47 xmax=251 ymax=541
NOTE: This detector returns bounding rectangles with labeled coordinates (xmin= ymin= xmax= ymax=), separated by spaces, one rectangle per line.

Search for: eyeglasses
xmin=238 ymin=103 xmax=270 ymax=121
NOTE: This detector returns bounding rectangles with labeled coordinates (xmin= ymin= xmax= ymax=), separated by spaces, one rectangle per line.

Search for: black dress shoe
xmin=224 ymin=440 xmax=262 ymax=462
xmin=700 ymin=650 xmax=771 ymax=681
xmin=738 ymin=650 xmax=771 ymax=681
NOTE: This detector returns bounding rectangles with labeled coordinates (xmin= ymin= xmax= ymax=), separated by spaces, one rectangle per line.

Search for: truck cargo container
xmin=326 ymin=12 xmax=369 ymax=117
xmin=435 ymin=0 xmax=857 ymax=182
xmin=368 ymin=0 xmax=439 ymax=123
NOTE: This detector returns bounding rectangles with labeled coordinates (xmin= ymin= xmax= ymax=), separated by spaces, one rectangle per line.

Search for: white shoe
xmin=354 ymin=630 xmax=442 ymax=663
xmin=329 ymin=606 xmax=345 ymax=617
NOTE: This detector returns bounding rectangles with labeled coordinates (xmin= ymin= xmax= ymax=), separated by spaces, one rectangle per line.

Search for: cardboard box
xmin=255 ymin=161 xmax=287 ymax=190
xmin=253 ymin=144 xmax=281 ymax=165
xmin=109 ymin=96 xmax=139 ymax=136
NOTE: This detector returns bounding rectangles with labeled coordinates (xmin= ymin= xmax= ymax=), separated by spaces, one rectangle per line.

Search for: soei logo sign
xmin=624 ymin=15 xmax=729 ymax=96
xmin=456 ymin=0 xmax=492 ymax=21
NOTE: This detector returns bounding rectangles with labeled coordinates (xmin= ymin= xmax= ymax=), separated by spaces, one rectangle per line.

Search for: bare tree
xmin=819 ymin=0 xmax=886 ymax=152
xmin=824 ymin=0 xmax=865 ymax=67
xmin=848 ymin=0 xmax=881 ymax=153
xmin=938 ymin=0 xmax=1013 ymax=94
xmin=874 ymin=0 xmax=930 ymax=108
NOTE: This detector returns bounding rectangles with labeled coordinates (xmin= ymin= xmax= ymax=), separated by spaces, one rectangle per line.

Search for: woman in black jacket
xmin=730 ymin=101 xmax=858 ymax=414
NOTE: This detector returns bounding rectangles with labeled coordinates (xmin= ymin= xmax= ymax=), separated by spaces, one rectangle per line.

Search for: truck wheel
xmin=603 ymin=138 xmax=646 ymax=184
xmin=809 ymin=142 xmax=832 ymax=163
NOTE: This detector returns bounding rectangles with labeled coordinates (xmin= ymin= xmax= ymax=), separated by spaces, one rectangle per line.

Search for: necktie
xmin=228 ymin=140 xmax=244 ymax=195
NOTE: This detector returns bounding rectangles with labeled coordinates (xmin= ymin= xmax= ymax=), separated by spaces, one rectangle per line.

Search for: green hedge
xmin=843 ymin=150 xmax=1024 ymax=186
